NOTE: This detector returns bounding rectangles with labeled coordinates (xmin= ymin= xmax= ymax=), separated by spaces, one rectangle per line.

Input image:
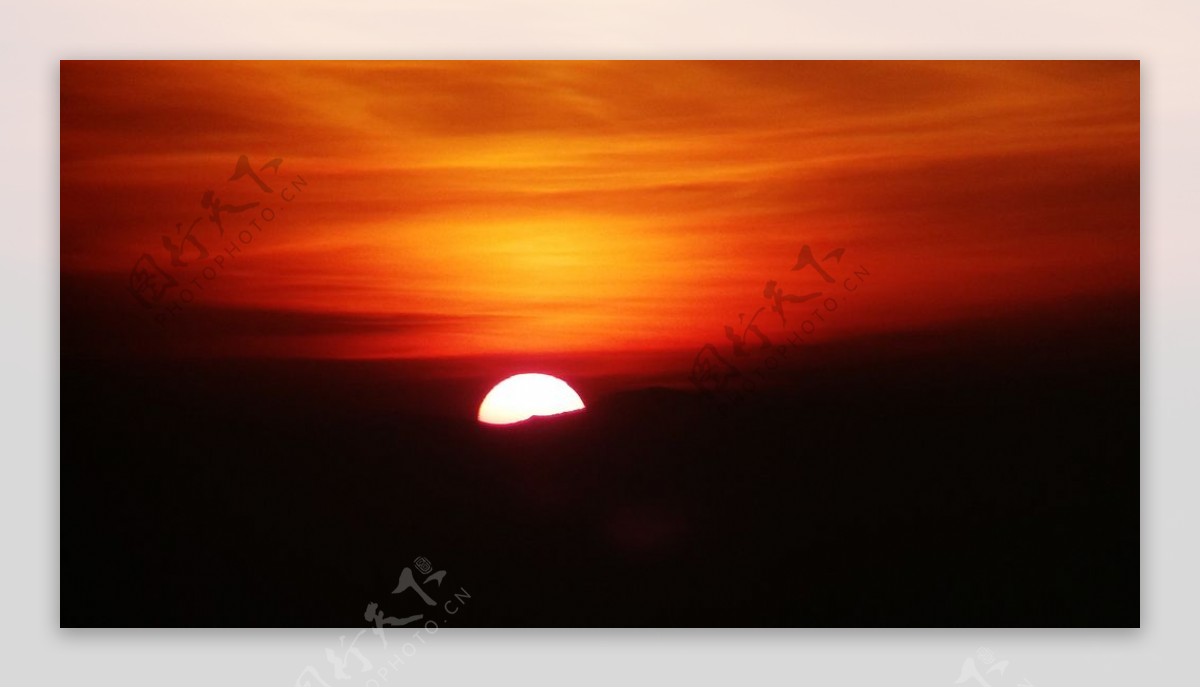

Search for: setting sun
xmin=477 ymin=373 xmax=586 ymax=425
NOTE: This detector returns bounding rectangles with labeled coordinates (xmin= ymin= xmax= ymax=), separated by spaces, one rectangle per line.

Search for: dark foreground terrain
xmin=61 ymin=304 xmax=1139 ymax=627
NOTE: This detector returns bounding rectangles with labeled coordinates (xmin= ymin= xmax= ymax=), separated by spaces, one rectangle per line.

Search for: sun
xmin=477 ymin=373 xmax=586 ymax=425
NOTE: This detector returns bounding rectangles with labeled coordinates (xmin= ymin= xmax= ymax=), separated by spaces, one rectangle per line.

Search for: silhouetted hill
xmin=60 ymin=310 xmax=1138 ymax=626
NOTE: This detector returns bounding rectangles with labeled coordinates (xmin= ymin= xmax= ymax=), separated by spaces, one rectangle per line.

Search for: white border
xmin=4 ymin=0 xmax=1196 ymax=684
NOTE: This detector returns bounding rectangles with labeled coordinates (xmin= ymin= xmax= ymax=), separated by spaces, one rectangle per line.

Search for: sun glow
xmin=477 ymin=373 xmax=586 ymax=425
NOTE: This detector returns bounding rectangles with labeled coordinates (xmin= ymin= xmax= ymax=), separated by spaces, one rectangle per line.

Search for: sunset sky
xmin=60 ymin=61 xmax=1139 ymax=371
xmin=58 ymin=60 xmax=1143 ymax=630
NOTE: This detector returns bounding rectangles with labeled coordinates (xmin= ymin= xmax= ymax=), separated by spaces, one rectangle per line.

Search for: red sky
xmin=61 ymin=61 xmax=1139 ymax=373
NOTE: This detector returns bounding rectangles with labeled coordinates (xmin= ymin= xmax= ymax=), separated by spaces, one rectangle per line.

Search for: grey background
xmin=2 ymin=0 xmax=1194 ymax=684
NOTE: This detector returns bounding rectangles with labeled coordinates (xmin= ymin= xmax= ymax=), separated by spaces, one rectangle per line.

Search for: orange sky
xmin=60 ymin=61 xmax=1139 ymax=364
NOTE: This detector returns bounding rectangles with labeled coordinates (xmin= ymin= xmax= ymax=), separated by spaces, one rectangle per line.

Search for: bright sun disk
xmin=477 ymin=373 xmax=586 ymax=425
